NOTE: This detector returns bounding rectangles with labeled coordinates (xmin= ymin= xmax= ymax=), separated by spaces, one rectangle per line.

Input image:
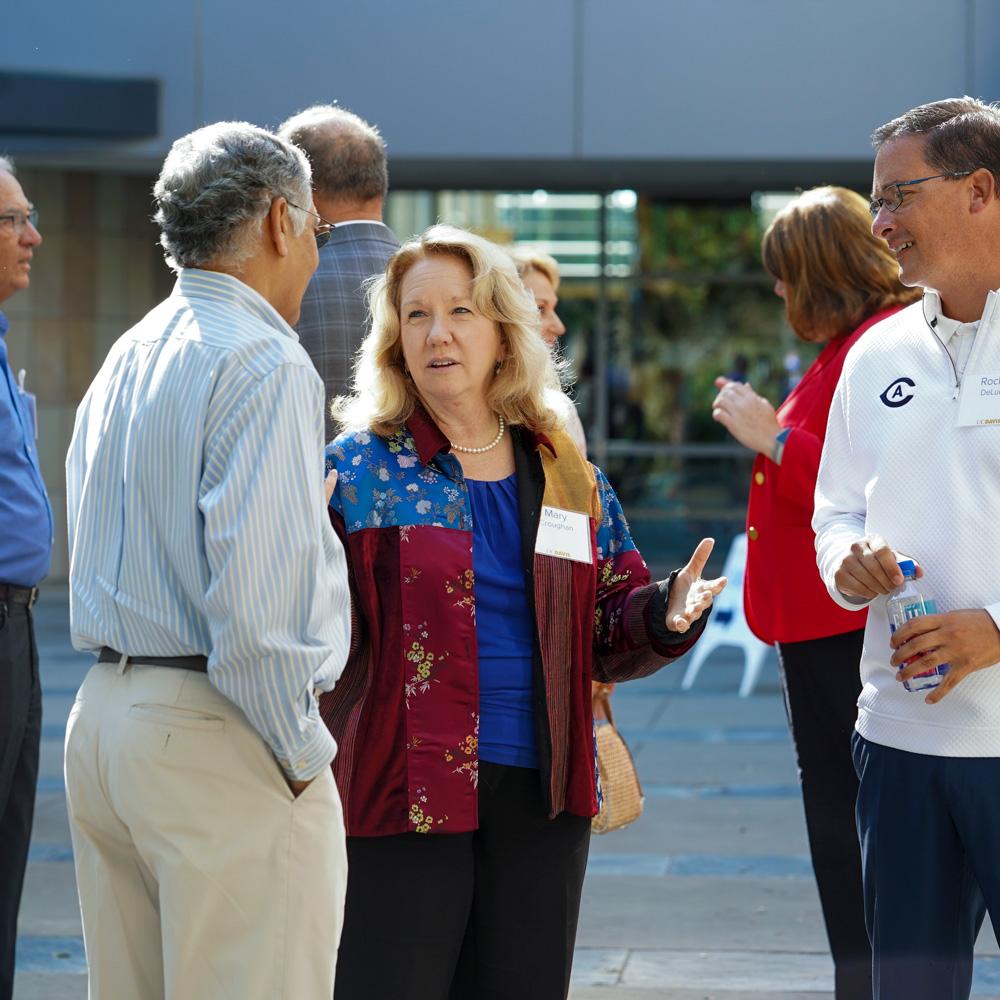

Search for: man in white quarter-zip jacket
xmin=813 ymin=97 xmax=1000 ymax=1000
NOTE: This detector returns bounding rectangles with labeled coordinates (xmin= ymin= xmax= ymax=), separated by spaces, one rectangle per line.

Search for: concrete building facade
xmin=4 ymin=1 xmax=998 ymax=576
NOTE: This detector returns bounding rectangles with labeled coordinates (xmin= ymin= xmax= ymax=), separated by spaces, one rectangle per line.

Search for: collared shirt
xmin=66 ymin=269 xmax=351 ymax=780
xmin=924 ymin=290 xmax=980 ymax=379
xmin=0 ymin=312 xmax=52 ymax=586
xmin=327 ymin=220 xmax=394 ymax=231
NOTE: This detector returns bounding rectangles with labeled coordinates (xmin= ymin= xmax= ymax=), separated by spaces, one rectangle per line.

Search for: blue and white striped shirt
xmin=66 ymin=269 xmax=350 ymax=780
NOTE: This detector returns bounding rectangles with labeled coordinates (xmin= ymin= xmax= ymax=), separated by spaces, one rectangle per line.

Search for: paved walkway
xmin=15 ymin=589 xmax=1000 ymax=998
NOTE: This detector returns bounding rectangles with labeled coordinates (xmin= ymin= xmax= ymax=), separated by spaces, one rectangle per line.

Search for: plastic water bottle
xmin=886 ymin=559 xmax=950 ymax=692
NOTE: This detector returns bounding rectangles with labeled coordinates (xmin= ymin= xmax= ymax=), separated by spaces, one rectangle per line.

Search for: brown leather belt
xmin=0 ymin=584 xmax=39 ymax=609
xmin=98 ymin=647 xmax=209 ymax=673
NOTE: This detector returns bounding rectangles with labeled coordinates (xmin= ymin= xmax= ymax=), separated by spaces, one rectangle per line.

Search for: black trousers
xmin=0 ymin=600 xmax=41 ymax=1000
xmin=334 ymin=761 xmax=592 ymax=1000
xmin=776 ymin=629 xmax=870 ymax=1000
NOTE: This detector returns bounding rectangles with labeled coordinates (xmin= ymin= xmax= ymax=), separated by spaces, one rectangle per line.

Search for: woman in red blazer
xmin=711 ymin=187 xmax=919 ymax=1000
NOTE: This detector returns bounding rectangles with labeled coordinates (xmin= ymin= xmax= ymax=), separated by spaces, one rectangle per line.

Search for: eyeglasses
xmin=0 ymin=208 xmax=38 ymax=235
xmin=287 ymin=201 xmax=334 ymax=248
xmin=868 ymin=171 xmax=974 ymax=218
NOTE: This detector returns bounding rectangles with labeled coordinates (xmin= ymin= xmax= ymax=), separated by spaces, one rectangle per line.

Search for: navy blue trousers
xmin=852 ymin=733 xmax=1000 ymax=1000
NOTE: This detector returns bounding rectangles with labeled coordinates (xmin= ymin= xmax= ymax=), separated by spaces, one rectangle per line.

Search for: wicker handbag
xmin=591 ymin=688 xmax=644 ymax=834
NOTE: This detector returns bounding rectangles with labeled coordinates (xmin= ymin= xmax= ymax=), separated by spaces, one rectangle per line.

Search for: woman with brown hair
xmin=711 ymin=187 xmax=920 ymax=999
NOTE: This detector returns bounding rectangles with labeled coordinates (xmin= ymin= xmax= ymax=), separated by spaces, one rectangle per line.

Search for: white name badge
xmin=535 ymin=505 xmax=593 ymax=564
xmin=956 ymin=291 xmax=1000 ymax=426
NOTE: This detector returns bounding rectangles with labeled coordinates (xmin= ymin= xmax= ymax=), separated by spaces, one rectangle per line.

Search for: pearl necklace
xmin=449 ymin=416 xmax=506 ymax=454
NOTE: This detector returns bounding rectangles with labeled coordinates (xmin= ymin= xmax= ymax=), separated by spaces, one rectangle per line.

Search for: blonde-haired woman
xmin=711 ymin=187 xmax=920 ymax=1000
xmin=508 ymin=246 xmax=587 ymax=458
xmin=324 ymin=224 xmax=725 ymax=1000
xmin=509 ymin=246 xmax=616 ymax=722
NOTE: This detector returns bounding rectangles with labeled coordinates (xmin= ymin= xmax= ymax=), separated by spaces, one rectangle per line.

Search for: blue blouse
xmin=467 ymin=473 xmax=538 ymax=769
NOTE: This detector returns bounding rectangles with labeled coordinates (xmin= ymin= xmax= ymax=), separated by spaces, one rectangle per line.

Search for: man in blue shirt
xmin=0 ymin=156 xmax=49 ymax=1000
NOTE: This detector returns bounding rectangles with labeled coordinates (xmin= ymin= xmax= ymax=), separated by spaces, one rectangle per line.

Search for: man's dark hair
xmin=278 ymin=105 xmax=388 ymax=204
xmin=872 ymin=97 xmax=1000 ymax=196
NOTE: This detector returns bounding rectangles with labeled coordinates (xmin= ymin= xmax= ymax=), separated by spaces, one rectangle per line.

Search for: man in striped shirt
xmin=64 ymin=123 xmax=351 ymax=1000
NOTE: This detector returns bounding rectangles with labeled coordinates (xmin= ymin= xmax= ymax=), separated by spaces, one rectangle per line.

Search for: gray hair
xmin=278 ymin=104 xmax=387 ymax=203
xmin=873 ymin=97 xmax=1000 ymax=197
xmin=153 ymin=121 xmax=313 ymax=272
xmin=0 ymin=155 xmax=14 ymax=176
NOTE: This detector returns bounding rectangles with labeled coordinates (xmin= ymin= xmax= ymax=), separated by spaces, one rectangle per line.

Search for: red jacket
xmin=743 ymin=308 xmax=900 ymax=645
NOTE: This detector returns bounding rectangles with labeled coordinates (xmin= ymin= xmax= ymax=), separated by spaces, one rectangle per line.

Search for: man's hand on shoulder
xmin=891 ymin=609 xmax=1000 ymax=704
xmin=834 ymin=534 xmax=917 ymax=601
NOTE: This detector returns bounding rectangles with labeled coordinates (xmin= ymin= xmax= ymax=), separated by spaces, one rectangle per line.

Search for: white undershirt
xmin=923 ymin=291 xmax=980 ymax=379
xmin=329 ymin=219 xmax=390 ymax=230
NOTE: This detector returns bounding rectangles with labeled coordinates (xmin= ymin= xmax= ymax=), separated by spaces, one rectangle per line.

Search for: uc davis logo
xmin=880 ymin=377 xmax=916 ymax=408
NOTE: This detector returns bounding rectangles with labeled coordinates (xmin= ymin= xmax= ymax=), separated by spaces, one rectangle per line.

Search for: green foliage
xmin=623 ymin=199 xmax=810 ymax=444
xmin=639 ymin=201 xmax=763 ymax=276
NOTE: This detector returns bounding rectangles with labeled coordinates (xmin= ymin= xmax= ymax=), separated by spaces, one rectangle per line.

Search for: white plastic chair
xmin=680 ymin=532 xmax=772 ymax=698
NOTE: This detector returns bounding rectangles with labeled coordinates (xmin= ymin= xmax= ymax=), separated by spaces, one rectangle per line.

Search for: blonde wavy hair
xmin=333 ymin=224 xmax=564 ymax=437
xmin=508 ymin=246 xmax=561 ymax=290
xmin=761 ymin=186 xmax=921 ymax=342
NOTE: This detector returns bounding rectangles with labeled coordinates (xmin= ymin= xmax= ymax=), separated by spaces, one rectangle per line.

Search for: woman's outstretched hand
xmin=665 ymin=537 xmax=727 ymax=633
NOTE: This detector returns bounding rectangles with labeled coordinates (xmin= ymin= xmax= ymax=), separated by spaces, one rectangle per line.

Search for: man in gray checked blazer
xmin=280 ymin=105 xmax=400 ymax=442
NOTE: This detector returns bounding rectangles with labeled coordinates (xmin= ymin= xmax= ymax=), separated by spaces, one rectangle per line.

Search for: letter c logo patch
xmin=880 ymin=377 xmax=916 ymax=408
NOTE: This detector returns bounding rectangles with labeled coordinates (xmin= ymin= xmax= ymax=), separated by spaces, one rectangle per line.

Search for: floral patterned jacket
xmin=321 ymin=407 xmax=706 ymax=836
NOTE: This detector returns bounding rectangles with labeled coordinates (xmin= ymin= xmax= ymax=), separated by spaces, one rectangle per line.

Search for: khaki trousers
xmin=65 ymin=661 xmax=347 ymax=1000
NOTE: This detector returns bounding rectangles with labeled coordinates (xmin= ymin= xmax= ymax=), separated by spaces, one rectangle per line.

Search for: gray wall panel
xmin=579 ymin=0 xmax=969 ymax=159
xmin=199 ymin=0 xmax=578 ymax=159
xmin=973 ymin=0 xmax=1000 ymax=97
xmin=7 ymin=0 xmax=198 ymax=162
xmin=4 ymin=0 xmax=998 ymax=186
